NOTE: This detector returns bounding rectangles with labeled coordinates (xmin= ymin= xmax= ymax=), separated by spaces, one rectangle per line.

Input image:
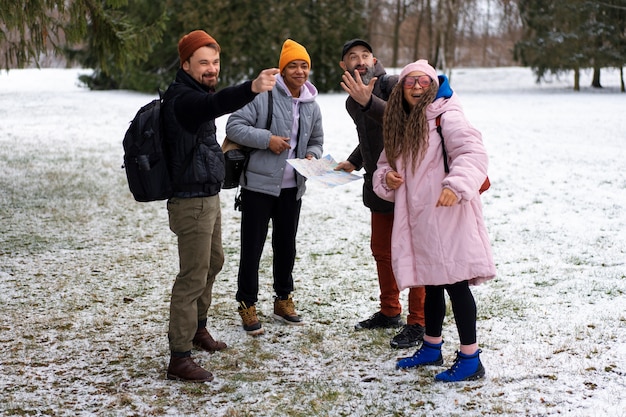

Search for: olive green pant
xmin=167 ymin=195 xmax=224 ymax=353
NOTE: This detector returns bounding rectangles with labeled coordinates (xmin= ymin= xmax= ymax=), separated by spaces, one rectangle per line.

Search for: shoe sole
xmin=436 ymin=365 xmax=486 ymax=382
xmin=436 ymin=371 xmax=485 ymax=382
xmin=355 ymin=322 xmax=404 ymax=330
xmin=166 ymin=373 xmax=214 ymax=383
xmin=390 ymin=340 xmax=420 ymax=349
xmin=244 ymin=327 xmax=265 ymax=336
xmin=273 ymin=314 xmax=305 ymax=325
xmin=192 ymin=343 xmax=227 ymax=353
xmin=464 ymin=371 xmax=486 ymax=381
xmin=396 ymin=357 xmax=444 ymax=370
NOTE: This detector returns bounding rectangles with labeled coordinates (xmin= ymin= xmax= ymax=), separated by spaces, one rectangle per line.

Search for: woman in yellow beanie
xmin=278 ymin=39 xmax=311 ymax=72
xmin=226 ymin=39 xmax=324 ymax=336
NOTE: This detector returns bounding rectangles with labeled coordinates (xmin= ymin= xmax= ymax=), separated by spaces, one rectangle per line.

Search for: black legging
xmin=424 ymin=280 xmax=477 ymax=345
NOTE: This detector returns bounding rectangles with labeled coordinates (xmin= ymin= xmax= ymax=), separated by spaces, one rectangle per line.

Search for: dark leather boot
xmin=193 ymin=327 xmax=227 ymax=352
xmin=166 ymin=356 xmax=213 ymax=382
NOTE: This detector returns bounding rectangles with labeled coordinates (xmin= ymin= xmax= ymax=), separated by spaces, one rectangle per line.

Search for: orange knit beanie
xmin=278 ymin=39 xmax=311 ymax=73
xmin=178 ymin=30 xmax=220 ymax=67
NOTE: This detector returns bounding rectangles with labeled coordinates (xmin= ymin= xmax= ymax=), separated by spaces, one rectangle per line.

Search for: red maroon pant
xmin=371 ymin=211 xmax=425 ymax=326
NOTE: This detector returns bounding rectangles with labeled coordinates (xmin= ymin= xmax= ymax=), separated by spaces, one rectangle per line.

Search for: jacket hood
xmin=276 ymin=74 xmax=318 ymax=103
xmin=435 ymin=74 xmax=453 ymax=100
xmin=373 ymin=61 xmax=388 ymax=78
xmin=427 ymin=77 xmax=462 ymax=120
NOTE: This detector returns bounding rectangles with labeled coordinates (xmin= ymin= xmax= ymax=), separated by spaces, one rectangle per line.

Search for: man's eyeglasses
xmin=403 ymin=75 xmax=432 ymax=89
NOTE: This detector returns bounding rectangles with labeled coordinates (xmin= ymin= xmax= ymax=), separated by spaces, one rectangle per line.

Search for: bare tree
xmin=410 ymin=0 xmax=427 ymax=61
xmin=370 ymin=0 xmax=521 ymax=70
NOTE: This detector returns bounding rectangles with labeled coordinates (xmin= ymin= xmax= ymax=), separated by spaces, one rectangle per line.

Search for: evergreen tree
xmin=0 ymin=0 xmax=166 ymax=73
xmin=300 ymin=0 xmax=368 ymax=92
xmin=592 ymin=0 xmax=626 ymax=90
xmin=74 ymin=0 xmax=172 ymax=91
xmin=78 ymin=0 xmax=367 ymax=93
xmin=515 ymin=0 xmax=625 ymax=91
xmin=174 ymin=0 xmax=368 ymax=93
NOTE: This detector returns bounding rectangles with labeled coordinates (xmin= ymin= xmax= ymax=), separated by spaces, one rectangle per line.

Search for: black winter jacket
xmin=162 ymin=69 xmax=257 ymax=198
xmin=345 ymin=62 xmax=398 ymax=213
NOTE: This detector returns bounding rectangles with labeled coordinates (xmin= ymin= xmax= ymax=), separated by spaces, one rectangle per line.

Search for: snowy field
xmin=1 ymin=66 xmax=625 ymax=416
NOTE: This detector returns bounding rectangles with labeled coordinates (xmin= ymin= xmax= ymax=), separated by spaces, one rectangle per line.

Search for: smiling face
xmin=182 ymin=46 xmax=220 ymax=89
xmin=281 ymin=60 xmax=310 ymax=97
xmin=402 ymin=71 xmax=433 ymax=108
xmin=340 ymin=46 xmax=377 ymax=85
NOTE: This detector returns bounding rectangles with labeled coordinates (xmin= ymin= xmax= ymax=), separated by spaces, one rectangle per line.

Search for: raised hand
xmin=251 ymin=68 xmax=280 ymax=93
xmin=340 ymin=70 xmax=377 ymax=107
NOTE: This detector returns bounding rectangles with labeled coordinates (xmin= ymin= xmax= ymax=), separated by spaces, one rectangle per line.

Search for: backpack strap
xmin=436 ymin=114 xmax=450 ymax=174
xmin=436 ymin=113 xmax=491 ymax=194
xmin=161 ymin=89 xmax=199 ymax=193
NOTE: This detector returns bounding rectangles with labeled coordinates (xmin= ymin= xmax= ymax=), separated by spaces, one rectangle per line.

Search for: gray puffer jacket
xmin=225 ymin=77 xmax=323 ymax=199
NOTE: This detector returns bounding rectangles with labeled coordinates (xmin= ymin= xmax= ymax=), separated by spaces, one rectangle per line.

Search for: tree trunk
xmin=412 ymin=0 xmax=425 ymax=61
xmin=591 ymin=66 xmax=602 ymax=88
xmin=482 ymin=0 xmax=490 ymax=67
xmin=574 ymin=67 xmax=580 ymax=91
xmin=621 ymin=67 xmax=625 ymax=93
xmin=432 ymin=0 xmax=444 ymax=65
xmin=392 ymin=0 xmax=402 ymax=68
xmin=426 ymin=0 xmax=435 ymax=62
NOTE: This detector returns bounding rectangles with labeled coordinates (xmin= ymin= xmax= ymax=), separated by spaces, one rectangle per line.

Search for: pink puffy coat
xmin=373 ymin=93 xmax=496 ymax=290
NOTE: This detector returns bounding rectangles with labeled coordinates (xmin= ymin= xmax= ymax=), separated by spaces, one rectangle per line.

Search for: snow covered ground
xmin=1 ymin=66 xmax=625 ymax=416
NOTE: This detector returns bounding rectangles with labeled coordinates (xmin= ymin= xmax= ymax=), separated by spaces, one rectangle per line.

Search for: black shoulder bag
xmin=222 ymin=91 xmax=274 ymax=190
xmin=223 ymin=91 xmax=273 ymax=210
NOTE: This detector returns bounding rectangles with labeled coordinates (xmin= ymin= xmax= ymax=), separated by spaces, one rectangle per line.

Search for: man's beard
xmin=201 ymin=72 xmax=218 ymax=88
xmin=359 ymin=65 xmax=376 ymax=85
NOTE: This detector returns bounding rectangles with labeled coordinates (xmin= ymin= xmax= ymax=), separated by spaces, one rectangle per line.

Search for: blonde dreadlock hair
xmin=382 ymin=79 xmax=438 ymax=173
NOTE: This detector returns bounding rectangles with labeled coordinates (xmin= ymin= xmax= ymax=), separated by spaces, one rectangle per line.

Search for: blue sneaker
xmin=435 ymin=350 xmax=485 ymax=382
xmin=396 ymin=340 xmax=444 ymax=369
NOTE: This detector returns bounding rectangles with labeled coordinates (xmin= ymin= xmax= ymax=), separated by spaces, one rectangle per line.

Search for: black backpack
xmin=122 ymin=93 xmax=173 ymax=202
xmin=379 ymin=73 xmax=397 ymax=101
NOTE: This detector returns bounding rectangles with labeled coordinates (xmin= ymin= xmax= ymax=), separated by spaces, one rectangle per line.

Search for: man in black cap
xmin=335 ymin=39 xmax=426 ymax=349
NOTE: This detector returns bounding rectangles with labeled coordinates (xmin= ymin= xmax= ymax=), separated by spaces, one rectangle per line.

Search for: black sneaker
xmin=354 ymin=311 xmax=404 ymax=330
xmin=390 ymin=324 xmax=425 ymax=349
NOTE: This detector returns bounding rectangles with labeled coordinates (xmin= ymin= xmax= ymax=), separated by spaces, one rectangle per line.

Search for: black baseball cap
xmin=341 ymin=39 xmax=373 ymax=59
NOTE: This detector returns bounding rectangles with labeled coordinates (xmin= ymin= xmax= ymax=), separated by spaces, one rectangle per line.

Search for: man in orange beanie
xmin=161 ymin=29 xmax=280 ymax=382
xmin=178 ymin=29 xmax=220 ymax=67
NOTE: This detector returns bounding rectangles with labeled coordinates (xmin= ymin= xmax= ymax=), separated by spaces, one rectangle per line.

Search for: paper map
xmin=287 ymin=155 xmax=362 ymax=188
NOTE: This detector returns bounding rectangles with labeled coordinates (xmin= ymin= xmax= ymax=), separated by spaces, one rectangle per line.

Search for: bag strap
xmin=436 ymin=114 xmax=450 ymax=174
xmin=241 ymin=90 xmax=273 ymax=187
xmin=437 ymin=113 xmax=491 ymax=194
xmin=265 ymin=90 xmax=273 ymax=129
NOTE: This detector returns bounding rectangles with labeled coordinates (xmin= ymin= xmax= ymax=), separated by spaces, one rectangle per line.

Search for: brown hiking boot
xmin=238 ymin=301 xmax=264 ymax=336
xmin=273 ymin=295 xmax=304 ymax=325
xmin=193 ymin=327 xmax=227 ymax=352
xmin=166 ymin=356 xmax=213 ymax=382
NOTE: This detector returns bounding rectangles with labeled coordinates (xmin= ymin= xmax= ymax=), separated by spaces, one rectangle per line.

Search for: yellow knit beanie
xmin=278 ymin=39 xmax=311 ymax=73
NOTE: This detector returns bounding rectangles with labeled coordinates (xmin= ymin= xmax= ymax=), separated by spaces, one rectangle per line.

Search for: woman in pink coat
xmin=373 ymin=59 xmax=496 ymax=382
